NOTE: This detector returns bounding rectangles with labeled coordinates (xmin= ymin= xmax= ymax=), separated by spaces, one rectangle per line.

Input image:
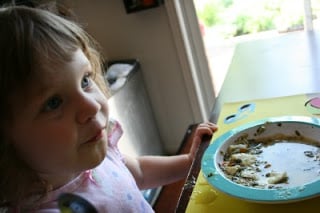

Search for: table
xmin=176 ymin=30 xmax=320 ymax=212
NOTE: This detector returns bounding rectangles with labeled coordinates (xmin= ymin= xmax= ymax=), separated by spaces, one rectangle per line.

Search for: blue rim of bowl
xmin=201 ymin=116 xmax=320 ymax=203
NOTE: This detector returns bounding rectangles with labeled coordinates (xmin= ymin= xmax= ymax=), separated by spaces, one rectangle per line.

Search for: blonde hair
xmin=0 ymin=5 xmax=107 ymax=207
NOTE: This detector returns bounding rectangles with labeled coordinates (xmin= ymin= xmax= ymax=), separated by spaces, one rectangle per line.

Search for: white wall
xmin=71 ymin=0 xmax=199 ymax=154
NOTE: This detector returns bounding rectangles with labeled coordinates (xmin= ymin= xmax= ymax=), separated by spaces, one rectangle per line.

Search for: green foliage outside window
xmin=196 ymin=0 xmax=318 ymax=38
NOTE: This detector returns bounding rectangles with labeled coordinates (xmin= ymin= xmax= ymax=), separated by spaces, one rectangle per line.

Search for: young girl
xmin=0 ymin=5 xmax=217 ymax=212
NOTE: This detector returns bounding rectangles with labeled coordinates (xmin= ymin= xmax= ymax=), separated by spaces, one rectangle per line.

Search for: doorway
xmin=193 ymin=0 xmax=320 ymax=95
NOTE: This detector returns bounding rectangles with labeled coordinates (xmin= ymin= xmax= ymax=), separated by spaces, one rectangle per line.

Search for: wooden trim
xmin=175 ymin=134 xmax=211 ymax=213
xmin=153 ymin=124 xmax=197 ymax=212
xmin=153 ymin=124 xmax=212 ymax=212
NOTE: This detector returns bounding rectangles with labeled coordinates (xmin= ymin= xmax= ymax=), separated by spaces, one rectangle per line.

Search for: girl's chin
xmin=86 ymin=139 xmax=108 ymax=168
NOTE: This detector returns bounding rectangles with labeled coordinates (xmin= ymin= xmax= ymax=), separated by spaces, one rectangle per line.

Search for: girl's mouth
xmin=86 ymin=129 xmax=104 ymax=143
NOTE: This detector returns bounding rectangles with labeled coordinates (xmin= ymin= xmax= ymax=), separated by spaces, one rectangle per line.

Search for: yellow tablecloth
xmin=186 ymin=93 xmax=320 ymax=213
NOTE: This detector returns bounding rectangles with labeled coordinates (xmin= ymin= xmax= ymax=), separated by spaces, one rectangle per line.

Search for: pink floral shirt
xmin=22 ymin=120 xmax=154 ymax=213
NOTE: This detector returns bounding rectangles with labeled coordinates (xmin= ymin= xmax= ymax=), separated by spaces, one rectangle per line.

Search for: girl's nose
xmin=76 ymin=93 xmax=101 ymax=124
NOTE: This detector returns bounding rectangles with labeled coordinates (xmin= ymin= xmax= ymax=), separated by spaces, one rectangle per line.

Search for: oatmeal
xmin=218 ymin=126 xmax=320 ymax=189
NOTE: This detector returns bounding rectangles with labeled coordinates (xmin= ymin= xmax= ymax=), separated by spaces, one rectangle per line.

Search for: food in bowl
xmin=201 ymin=116 xmax=320 ymax=203
xmin=217 ymin=122 xmax=320 ymax=189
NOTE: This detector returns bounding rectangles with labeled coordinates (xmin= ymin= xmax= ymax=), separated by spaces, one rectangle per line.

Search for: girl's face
xmin=8 ymin=49 xmax=109 ymax=184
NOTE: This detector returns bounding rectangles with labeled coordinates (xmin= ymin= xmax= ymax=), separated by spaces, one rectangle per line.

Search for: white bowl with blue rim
xmin=201 ymin=116 xmax=320 ymax=203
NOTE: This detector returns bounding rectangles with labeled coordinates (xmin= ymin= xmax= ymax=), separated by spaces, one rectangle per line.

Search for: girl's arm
xmin=124 ymin=122 xmax=218 ymax=189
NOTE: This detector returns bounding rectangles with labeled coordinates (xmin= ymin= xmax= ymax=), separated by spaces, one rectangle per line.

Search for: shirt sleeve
xmin=107 ymin=118 xmax=124 ymax=161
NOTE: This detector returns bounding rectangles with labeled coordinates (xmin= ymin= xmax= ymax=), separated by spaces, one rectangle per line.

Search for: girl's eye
xmin=42 ymin=96 xmax=63 ymax=112
xmin=81 ymin=73 xmax=93 ymax=89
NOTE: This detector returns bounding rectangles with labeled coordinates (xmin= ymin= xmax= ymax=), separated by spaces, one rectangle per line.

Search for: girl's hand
xmin=188 ymin=122 xmax=218 ymax=162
